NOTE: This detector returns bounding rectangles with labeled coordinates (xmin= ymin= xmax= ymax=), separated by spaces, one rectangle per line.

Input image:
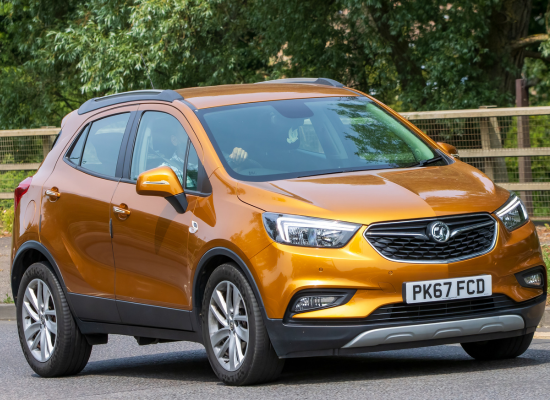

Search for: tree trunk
xmin=484 ymin=0 xmax=532 ymax=99
xmin=365 ymin=2 xmax=427 ymax=106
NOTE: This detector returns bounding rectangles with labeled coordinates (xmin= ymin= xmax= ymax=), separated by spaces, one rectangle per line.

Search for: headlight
xmin=262 ymin=213 xmax=361 ymax=248
xmin=495 ymin=194 xmax=528 ymax=231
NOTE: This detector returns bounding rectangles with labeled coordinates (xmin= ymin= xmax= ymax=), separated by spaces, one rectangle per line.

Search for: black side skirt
xmin=68 ymin=293 xmax=200 ymax=343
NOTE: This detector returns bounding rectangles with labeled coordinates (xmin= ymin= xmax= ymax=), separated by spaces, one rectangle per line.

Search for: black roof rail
xmin=256 ymin=77 xmax=344 ymax=88
xmin=77 ymin=89 xmax=184 ymax=115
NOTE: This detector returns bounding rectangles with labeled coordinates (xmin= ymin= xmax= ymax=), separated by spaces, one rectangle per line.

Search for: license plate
xmin=403 ymin=275 xmax=492 ymax=304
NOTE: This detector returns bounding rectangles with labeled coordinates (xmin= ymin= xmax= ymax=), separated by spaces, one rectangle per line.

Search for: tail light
xmin=14 ymin=177 xmax=33 ymax=210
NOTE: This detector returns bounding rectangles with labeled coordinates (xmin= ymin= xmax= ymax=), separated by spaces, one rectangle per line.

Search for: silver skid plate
xmin=342 ymin=315 xmax=525 ymax=348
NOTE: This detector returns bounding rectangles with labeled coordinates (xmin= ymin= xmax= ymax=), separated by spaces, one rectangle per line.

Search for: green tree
xmin=2 ymin=0 xmax=550 ymax=129
xmin=0 ymin=0 xmax=86 ymax=129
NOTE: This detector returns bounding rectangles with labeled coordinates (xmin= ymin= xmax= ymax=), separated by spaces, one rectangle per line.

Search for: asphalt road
xmin=1 ymin=320 xmax=549 ymax=399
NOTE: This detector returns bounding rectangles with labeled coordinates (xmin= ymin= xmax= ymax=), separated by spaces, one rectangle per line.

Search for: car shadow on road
xmin=78 ymin=341 xmax=550 ymax=386
xmin=279 ymin=343 xmax=550 ymax=385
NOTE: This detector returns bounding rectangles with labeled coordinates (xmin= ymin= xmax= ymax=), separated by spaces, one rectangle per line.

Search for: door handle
xmin=45 ymin=188 xmax=60 ymax=202
xmin=113 ymin=204 xmax=131 ymax=219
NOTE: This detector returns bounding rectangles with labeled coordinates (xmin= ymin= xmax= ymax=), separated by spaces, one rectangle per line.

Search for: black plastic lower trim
xmin=84 ymin=333 xmax=109 ymax=346
xmin=264 ymin=293 xmax=546 ymax=358
xmin=68 ymin=293 xmax=121 ymax=324
xmin=69 ymin=293 xmax=194 ymax=331
xmin=116 ymin=300 xmax=193 ymax=331
xmin=12 ymin=241 xmax=70 ymax=305
xmin=289 ymin=328 xmax=535 ymax=358
xmin=192 ymin=247 xmax=270 ymax=332
xmin=76 ymin=319 xmax=202 ymax=343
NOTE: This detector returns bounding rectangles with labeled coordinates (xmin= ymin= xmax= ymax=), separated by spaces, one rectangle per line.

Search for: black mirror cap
xmin=166 ymin=192 xmax=188 ymax=214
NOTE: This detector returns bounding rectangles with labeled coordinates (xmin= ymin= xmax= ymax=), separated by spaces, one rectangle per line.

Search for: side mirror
xmin=136 ymin=166 xmax=188 ymax=213
xmin=437 ymin=142 xmax=459 ymax=158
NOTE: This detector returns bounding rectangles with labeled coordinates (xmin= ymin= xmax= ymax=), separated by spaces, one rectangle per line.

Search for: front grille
xmin=365 ymin=294 xmax=516 ymax=323
xmin=365 ymin=214 xmax=496 ymax=263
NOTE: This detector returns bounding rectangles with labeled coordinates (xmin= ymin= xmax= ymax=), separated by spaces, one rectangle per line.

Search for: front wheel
xmin=201 ymin=263 xmax=284 ymax=385
xmin=461 ymin=332 xmax=534 ymax=360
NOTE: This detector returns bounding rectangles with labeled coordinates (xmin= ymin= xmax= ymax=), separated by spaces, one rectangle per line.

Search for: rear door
xmin=40 ymin=107 xmax=137 ymax=323
xmin=110 ymin=104 xmax=203 ymax=330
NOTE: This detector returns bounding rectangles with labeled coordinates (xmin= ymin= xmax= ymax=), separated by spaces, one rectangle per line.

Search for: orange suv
xmin=11 ymin=78 xmax=546 ymax=385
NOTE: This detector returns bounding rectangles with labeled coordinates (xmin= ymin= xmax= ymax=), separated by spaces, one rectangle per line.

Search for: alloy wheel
xmin=208 ymin=280 xmax=249 ymax=371
xmin=22 ymin=278 xmax=57 ymax=362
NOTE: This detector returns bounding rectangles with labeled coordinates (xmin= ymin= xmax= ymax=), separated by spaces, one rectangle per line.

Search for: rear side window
xmin=68 ymin=113 xmax=130 ymax=178
xmin=67 ymin=126 xmax=90 ymax=165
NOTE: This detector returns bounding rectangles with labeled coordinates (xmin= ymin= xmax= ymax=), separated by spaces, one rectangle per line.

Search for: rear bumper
xmin=265 ymin=293 xmax=546 ymax=358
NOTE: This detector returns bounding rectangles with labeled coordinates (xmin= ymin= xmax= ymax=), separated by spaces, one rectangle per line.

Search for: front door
xmin=41 ymin=110 xmax=136 ymax=323
xmin=111 ymin=107 xmax=200 ymax=330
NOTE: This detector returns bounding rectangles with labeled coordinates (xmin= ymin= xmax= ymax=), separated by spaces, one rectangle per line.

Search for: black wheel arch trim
xmin=192 ymin=247 xmax=270 ymax=332
xmin=11 ymin=241 xmax=74 ymax=312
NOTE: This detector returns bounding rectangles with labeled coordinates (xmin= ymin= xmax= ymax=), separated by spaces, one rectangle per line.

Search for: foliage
xmin=0 ymin=170 xmax=35 ymax=192
xmin=1 ymin=0 xmax=549 ymax=129
xmin=2 ymin=294 xmax=14 ymax=304
xmin=543 ymin=245 xmax=550 ymax=293
xmin=0 ymin=0 xmax=86 ymax=128
xmin=1 ymin=204 xmax=13 ymax=233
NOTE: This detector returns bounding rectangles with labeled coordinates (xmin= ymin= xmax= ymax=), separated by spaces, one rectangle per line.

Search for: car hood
xmin=236 ymin=162 xmax=510 ymax=225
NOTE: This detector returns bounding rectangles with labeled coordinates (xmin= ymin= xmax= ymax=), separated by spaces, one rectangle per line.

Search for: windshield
xmin=197 ymin=96 xmax=441 ymax=182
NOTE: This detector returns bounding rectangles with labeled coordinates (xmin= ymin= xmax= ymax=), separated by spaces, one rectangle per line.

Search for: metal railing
xmin=0 ymin=106 xmax=549 ymax=219
xmin=0 ymin=128 xmax=58 ymax=200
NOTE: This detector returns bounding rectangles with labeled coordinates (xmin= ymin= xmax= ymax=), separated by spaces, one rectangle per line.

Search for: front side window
xmin=130 ymin=111 xmax=189 ymax=185
xmin=198 ymin=97 xmax=439 ymax=182
xmin=185 ymin=143 xmax=199 ymax=190
xmin=68 ymin=113 xmax=130 ymax=178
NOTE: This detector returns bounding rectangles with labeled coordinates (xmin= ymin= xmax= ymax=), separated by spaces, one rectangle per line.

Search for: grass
xmin=543 ymin=245 xmax=550 ymax=304
xmin=544 ymin=245 xmax=550 ymax=288
xmin=0 ymin=204 xmax=13 ymax=234
xmin=2 ymin=294 xmax=13 ymax=304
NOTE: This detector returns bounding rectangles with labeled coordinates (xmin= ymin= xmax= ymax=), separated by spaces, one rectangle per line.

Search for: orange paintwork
xmin=437 ymin=142 xmax=459 ymax=156
xmin=136 ymin=166 xmax=184 ymax=197
xmin=110 ymin=182 xmax=197 ymax=309
xmin=236 ymin=162 xmax=510 ymax=224
xmin=11 ymin=82 xmax=545 ymax=325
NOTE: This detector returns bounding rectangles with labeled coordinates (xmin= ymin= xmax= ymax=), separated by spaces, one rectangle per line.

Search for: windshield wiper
xmin=403 ymin=155 xmax=444 ymax=168
xmin=296 ymin=167 xmax=379 ymax=179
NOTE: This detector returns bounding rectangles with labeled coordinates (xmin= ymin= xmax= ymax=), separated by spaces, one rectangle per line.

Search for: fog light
xmin=293 ymin=296 xmax=340 ymax=312
xmin=515 ymin=267 xmax=546 ymax=289
xmin=524 ymin=273 xmax=543 ymax=287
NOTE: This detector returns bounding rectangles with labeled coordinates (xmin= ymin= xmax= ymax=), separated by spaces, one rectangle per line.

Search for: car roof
xmin=75 ymin=79 xmax=361 ymax=115
xmin=174 ymin=83 xmax=358 ymax=110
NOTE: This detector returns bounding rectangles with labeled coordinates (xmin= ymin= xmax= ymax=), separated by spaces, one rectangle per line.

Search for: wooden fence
xmin=1 ymin=106 xmax=550 ymax=218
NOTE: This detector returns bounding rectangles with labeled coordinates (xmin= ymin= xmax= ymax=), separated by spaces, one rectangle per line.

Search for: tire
xmin=201 ymin=263 xmax=284 ymax=386
xmin=16 ymin=262 xmax=92 ymax=377
xmin=461 ymin=332 xmax=534 ymax=360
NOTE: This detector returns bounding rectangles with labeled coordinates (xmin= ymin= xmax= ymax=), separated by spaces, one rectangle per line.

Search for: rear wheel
xmin=461 ymin=332 xmax=534 ymax=360
xmin=201 ymin=263 xmax=284 ymax=385
xmin=17 ymin=262 xmax=92 ymax=377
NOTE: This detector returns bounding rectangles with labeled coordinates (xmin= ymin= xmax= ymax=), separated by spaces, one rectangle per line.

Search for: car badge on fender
xmin=427 ymin=221 xmax=451 ymax=243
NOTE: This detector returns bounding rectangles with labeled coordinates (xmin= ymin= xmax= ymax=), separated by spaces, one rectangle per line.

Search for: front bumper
xmin=265 ymin=293 xmax=546 ymax=358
